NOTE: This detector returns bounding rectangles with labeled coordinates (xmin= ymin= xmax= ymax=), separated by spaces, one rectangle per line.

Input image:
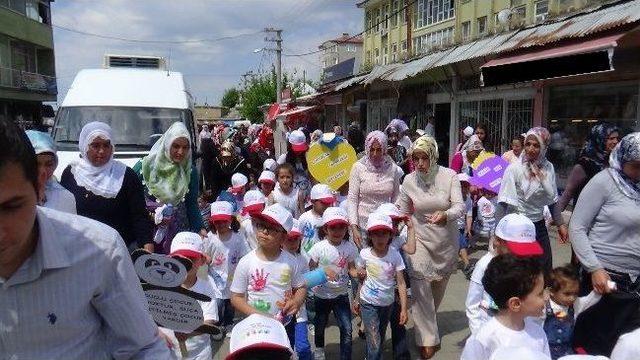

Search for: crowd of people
xmin=1 ymin=116 xmax=639 ymax=360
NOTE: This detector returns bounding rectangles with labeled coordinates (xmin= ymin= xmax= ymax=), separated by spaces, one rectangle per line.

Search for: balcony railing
xmin=0 ymin=67 xmax=57 ymax=95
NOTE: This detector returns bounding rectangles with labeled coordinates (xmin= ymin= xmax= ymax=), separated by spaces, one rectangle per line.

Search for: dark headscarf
xmin=579 ymin=123 xmax=619 ymax=172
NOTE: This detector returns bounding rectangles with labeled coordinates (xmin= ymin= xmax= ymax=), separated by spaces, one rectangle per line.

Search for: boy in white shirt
xmin=461 ymin=254 xmax=550 ymax=359
xmin=164 ymin=232 xmax=219 ymax=360
xmin=298 ymin=184 xmax=335 ymax=258
xmin=477 ymin=188 xmax=498 ymax=239
xmin=238 ymin=190 xmax=266 ymax=250
xmin=466 ymin=213 xmax=543 ymax=334
xmin=230 ymin=204 xmax=307 ymax=346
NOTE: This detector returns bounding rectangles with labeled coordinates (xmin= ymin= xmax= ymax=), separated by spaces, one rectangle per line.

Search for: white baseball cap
xmin=242 ymin=190 xmax=266 ymax=215
xmin=366 ymin=212 xmax=394 ymax=232
xmin=463 ymin=126 xmax=474 ymax=137
xmin=310 ymin=184 xmax=335 ymax=205
xmin=457 ymin=173 xmax=471 ymax=183
xmin=231 ymin=173 xmax=248 ymax=194
xmin=375 ymin=203 xmax=406 ymax=221
xmin=170 ymin=232 xmax=205 ymax=259
xmin=322 ymin=206 xmax=349 ymax=227
xmin=263 ymin=158 xmax=277 ymax=172
xmin=210 ymin=201 xmax=234 ymax=222
xmin=226 ymin=314 xmax=293 ymax=360
xmin=258 ymin=170 xmax=276 ymax=185
xmin=288 ymin=129 xmax=308 ymax=152
xmin=494 ymin=213 xmax=542 ymax=256
xmin=288 ymin=219 xmax=302 ymax=239
xmin=250 ymin=203 xmax=293 ymax=233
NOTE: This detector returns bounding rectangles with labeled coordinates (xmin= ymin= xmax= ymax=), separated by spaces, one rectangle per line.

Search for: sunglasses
xmin=255 ymin=221 xmax=285 ymax=235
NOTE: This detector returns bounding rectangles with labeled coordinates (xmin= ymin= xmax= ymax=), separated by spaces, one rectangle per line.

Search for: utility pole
xmin=265 ymin=28 xmax=283 ymax=103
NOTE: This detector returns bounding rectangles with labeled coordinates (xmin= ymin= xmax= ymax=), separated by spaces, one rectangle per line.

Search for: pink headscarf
xmin=360 ymin=130 xmax=392 ymax=172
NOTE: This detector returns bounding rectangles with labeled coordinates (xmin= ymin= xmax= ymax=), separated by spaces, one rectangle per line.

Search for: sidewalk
xmin=212 ymin=228 xmax=572 ymax=359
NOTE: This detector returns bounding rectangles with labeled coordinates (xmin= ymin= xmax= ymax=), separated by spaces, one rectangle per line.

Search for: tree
xmin=239 ymin=70 xmax=278 ymax=123
xmin=221 ymin=88 xmax=240 ymax=110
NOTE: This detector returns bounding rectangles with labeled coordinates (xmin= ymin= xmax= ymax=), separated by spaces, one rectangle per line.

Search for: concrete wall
xmin=0 ymin=7 xmax=53 ymax=49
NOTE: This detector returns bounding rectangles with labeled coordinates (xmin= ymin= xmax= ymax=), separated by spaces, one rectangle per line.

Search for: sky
xmin=51 ymin=0 xmax=362 ymax=106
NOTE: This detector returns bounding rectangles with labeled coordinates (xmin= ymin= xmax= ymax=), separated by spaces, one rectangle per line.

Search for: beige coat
xmin=396 ymin=167 xmax=465 ymax=281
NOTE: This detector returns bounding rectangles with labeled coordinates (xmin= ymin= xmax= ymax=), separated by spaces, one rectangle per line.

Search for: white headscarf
xmin=520 ymin=127 xmax=555 ymax=200
xmin=70 ymin=122 xmax=126 ymax=198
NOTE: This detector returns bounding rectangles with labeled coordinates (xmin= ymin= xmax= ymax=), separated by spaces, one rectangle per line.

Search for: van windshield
xmin=53 ymin=106 xmax=192 ymax=151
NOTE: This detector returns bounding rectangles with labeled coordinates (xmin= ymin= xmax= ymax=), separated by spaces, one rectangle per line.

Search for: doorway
xmin=434 ymin=103 xmax=451 ymax=166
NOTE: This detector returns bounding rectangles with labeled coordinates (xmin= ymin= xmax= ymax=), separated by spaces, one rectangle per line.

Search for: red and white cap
xmin=288 ymin=129 xmax=308 ymax=153
xmin=494 ymin=213 xmax=542 ymax=256
xmin=170 ymin=232 xmax=205 ymax=259
xmin=226 ymin=314 xmax=293 ymax=360
xmin=288 ymin=219 xmax=302 ymax=239
xmin=258 ymin=170 xmax=276 ymax=185
xmin=366 ymin=212 xmax=394 ymax=232
xmin=310 ymin=184 xmax=335 ymax=205
xmin=230 ymin=173 xmax=248 ymax=194
xmin=210 ymin=201 xmax=234 ymax=222
xmin=457 ymin=173 xmax=471 ymax=183
xmin=375 ymin=203 xmax=406 ymax=221
xmin=243 ymin=190 xmax=266 ymax=215
xmin=250 ymin=203 xmax=294 ymax=233
xmin=322 ymin=206 xmax=349 ymax=227
xmin=263 ymin=158 xmax=277 ymax=172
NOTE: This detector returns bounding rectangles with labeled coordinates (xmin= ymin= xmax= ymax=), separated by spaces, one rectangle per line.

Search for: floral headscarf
xmin=359 ymin=130 xmax=393 ymax=172
xmin=141 ymin=122 xmax=192 ymax=204
xmin=579 ymin=123 xmax=619 ymax=172
xmin=519 ymin=127 xmax=555 ymax=200
xmin=411 ymin=135 xmax=439 ymax=186
xmin=608 ymin=132 xmax=640 ymax=201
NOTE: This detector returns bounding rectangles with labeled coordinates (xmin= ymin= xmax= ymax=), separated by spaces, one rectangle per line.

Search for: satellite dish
xmin=497 ymin=8 xmax=513 ymax=25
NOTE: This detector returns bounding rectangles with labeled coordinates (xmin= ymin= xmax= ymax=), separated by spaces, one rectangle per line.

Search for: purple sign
xmin=470 ymin=156 xmax=509 ymax=194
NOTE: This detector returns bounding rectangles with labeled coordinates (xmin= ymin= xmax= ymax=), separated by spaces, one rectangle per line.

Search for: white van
xmin=52 ymin=55 xmax=196 ymax=178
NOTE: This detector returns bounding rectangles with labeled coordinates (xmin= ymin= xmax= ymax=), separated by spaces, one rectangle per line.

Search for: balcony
xmin=0 ymin=67 xmax=57 ymax=95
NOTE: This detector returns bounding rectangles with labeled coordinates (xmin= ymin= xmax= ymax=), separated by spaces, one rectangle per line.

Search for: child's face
xmin=254 ymin=219 xmax=286 ymax=251
xmin=551 ymin=279 xmax=579 ymax=308
xmin=260 ymin=182 xmax=275 ymax=193
xmin=518 ymin=273 xmax=547 ymax=317
xmin=325 ymin=224 xmax=348 ymax=243
xmin=461 ymin=182 xmax=470 ymax=195
xmin=369 ymin=230 xmax=392 ymax=252
xmin=277 ymin=170 xmax=293 ymax=190
xmin=283 ymin=236 xmax=301 ymax=253
xmin=312 ymin=200 xmax=330 ymax=215
xmin=213 ymin=219 xmax=231 ymax=233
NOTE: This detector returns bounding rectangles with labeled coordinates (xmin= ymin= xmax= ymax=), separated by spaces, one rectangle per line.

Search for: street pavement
xmin=212 ymin=225 xmax=572 ymax=359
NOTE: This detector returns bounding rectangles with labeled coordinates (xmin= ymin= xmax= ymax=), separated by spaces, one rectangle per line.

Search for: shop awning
xmin=276 ymin=105 xmax=317 ymax=118
xmin=480 ymin=33 xmax=625 ymax=86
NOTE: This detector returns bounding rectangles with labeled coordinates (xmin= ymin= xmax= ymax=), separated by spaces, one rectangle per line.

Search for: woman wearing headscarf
xmin=348 ymin=130 xmax=403 ymax=248
xmin=133 ymin=122 xmax=205 ymax=253
xmin=395 ymin=135 xmax=464 ymax=359
xmin=385 ymin=123 xmax=409 ymax=173
xmin=498 ymin=127 xmax=568 ymax=277
xmin=450 ymin=134 xmax=484 ymax=175
xmin=61 ymin=122 xmax=153 ymax=251
xmin=206 ymin=140 xmax=251 ymax=198
xmin=26 ymin=130 xmax=76 ymax=214
xmin=557 ymin=123 xmax=620 ymax=212
xmin=570 ymin=132 xmax=640 ymax=356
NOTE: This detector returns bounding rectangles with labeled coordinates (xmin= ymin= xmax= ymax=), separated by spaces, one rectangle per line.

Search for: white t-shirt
xmin=611 ymin=328 xmax=640 ymax=360
xmin=461 ymin=317 xmax=550 ymax=360
xmin=466 ymin=252 xmax=495 ymax=334
xmin=240 ymin=218 xmax=258 ymax=251
xmin=271 ymin=186 xmax=300 ymax=219
xmin=204 ymin=231 xmax=248 ymax=299
xmin=358 ymin=247 xmax=405 ymax=307
xmin=44 ymin=179 xmax=77 ymax=214
xmin=165 ymin=277 xmax=219 ymax=360
xmin=458 ymin=196 xmax=473 ymax=230
xmin=298 ymin=210 xmax=323 ymax=258
xmin=307 ymin=239 xmax=359 ymax=299
xmin=477 ymin=196 xmax=497 ymax=237
xmin=230 ymin=249 xmax=305 ymax=317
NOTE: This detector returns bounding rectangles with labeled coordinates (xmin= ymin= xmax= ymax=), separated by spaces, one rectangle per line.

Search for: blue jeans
xmin=314 ymin=294 xmax=352 ymax=360
xmin=390 ymin=293 xmax=410 ymax=359
xmin=216 ymin=298 xmax=234 ymax=327
xmin=360 ymin=302 xmax=392 ymax=360
xmin=295 ymin=321 xmax=312 ymax=360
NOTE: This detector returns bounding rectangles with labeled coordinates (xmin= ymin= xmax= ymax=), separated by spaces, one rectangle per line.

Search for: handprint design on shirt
xmin=301 ymin=223 xmax=316 ymax=253
xmin=336 ymin=252 xmax=348 ymax=269
xmin=382 ymin=261 xmax=396 ymax=279
xmin=367 ymin=262 xmax=382 ymax=278
xmin=251 ymin=299 xmax=271 ymax=313
xmin=250 ymin=268 xmax=270 ymax=292
xmin=277 ymin=268 xmax=291 ymax=285
xmin=212 ymin=252 xmax=226 ymax=266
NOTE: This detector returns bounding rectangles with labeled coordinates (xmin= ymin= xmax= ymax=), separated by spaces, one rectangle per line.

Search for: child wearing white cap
xmin=355 ymin=212 xmax=409 ymax=360
xmin=163 ymin=232 xmax=219 ymax=360
xmin=225 ymin=314 xmax=293 ymax=360
xmin=203 ymin=201 xmax=248 ymax=334
xmin=307 ymin=207 xmax=359 ymax=360
xmin=258 ymin=170 xmax=276 ymax=198
xmin=263 ymin=158 xmax=277 ymax=172
xmin=298 ymin=184 xmax=335 ymax=259
xmin=279 ymin=129 xmax=312 ymax=199
xmin=239 ymin=190 xmax=266 ymax=251
xmin=230 ymin=204 xmax=307 ymax=346
xmin=466 ymin=213 xmax=543 ymax=335
xmin=270 ymin=163 xmax=304 ymax=218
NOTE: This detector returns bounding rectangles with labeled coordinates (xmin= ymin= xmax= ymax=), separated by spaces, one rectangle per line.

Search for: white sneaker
xmin=313 ymin=347 xmax=325 ymax=360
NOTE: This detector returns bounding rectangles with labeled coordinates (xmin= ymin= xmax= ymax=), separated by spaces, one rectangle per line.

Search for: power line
xmin=52 ymin=23 xmax=263 ymax=44
xmin=283 ymin=0 xmax=418 ymax=57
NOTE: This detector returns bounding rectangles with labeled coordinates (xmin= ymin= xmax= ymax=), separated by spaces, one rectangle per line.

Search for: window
xmin=334 ymin=58 xmax=339 ymax=65
xmin=391 ymin=0 xmax=399 ymax=27
xmin=535 ymin=0 xmax=549 ymax=21
xmin=374 ymin=8 xmax=381 ymax=33
xmin=513 ymin=5 xmax=526 ymax=22
xmin=382 ymin=4 xmax=389 ymax=30
xmin=461 ymin=21 xmax=471 ymax=42
xmin=414 ymin=27 xmax=455 ymax=54
xmin=392 ymin=43 xmax=398 ymax=62
xmin=366 ymin=50 xmax=372 ymax=64
xmin=477 ymin=16 xmax=487 ymax=35
xmin=415 ymin=0 xmax=455 ymax=28
xmin=401 ymin=40 xmax=407 ymax=51
xmin=366 ymin=10 xmax=372 ymax=34
xmin=374 ymin=48 xmax=380 ymax=64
